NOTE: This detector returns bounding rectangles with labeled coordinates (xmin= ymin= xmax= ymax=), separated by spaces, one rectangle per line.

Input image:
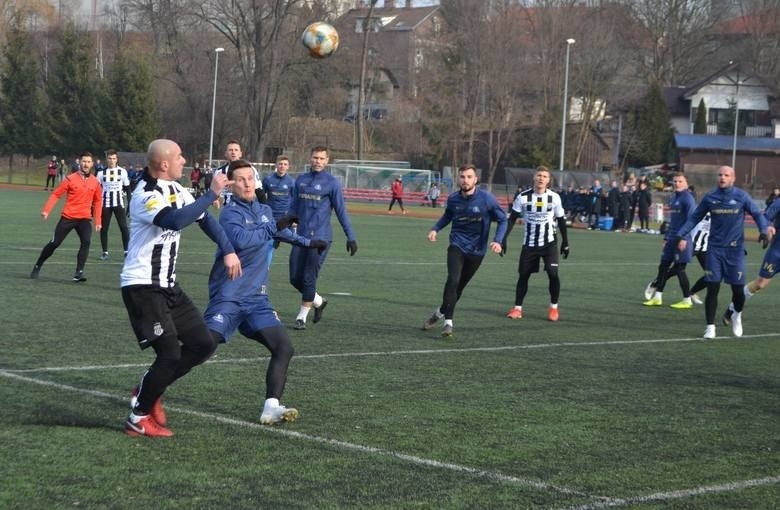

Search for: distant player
xmin=676 ymin=166 xmax=768 ymax=339
xmin=262 ymin=155 xmax=296 ymax=267
xmin=121 ymin=139 xmax=240 ymax=437
xmin=502 ymin=166 xmax=569 ymax=321
xmin=30 ymin=152 xmax=102 ymax=282
xmin=96 ymin=149 xmax=131 ymax=260
xmin=642 ymin=173 xmax=696 ymax=308
xmin=422 ymin=164 xmax=507 ymax=337
xmin=213 ymin=140 xmax=266 ymax=208
xmin=723 ymin=197 xmax=779 ymax=323
xmin=205 ymin=160 xmax=326 ymax=424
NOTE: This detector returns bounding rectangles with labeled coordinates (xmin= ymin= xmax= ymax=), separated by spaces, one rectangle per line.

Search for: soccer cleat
xmin=312 ymin=299 xmax=328 ymax=323
xmin=124 ymin=414 xmax=173 ymax=437
xmin=703 ymin=325 xmax=716 ymax=339
xmin=722 ymin=307 xmax=734 ymax=326
xmin=293 ymin=319 xmax=306 ymax=330
xmin=691 ymin=293 xmax=703 ymax=305
xmin=72 ymin=270 xmax=87 ymax=282
xmin=441 ymin=324 xmax=453 ymax=337
xmin=260 ymin=405 xmax=299 ymax=425
xmin=643 ymin=297 xmax=662 ymax=306
xmin=422 ymin=310 xmax=443 ymax=330
xmin=506 ymin=308 xmax=523 ymax=320
xmin=669 ymin=300 xmax=692 ymax=309
xmin=643 ymin=281 xmax=656 ymax=300
xmin=30 ymin=265 xmax=40 ymax=279
xmin=100 ymin=252 xmax=110 ymax=261
xmin=547 ymin=307 xmax=559 ymax=322
xmin=131 ymin=386 xmax=167 ymax=427
xmin=731 ymin=311 xmax=743 ymax=337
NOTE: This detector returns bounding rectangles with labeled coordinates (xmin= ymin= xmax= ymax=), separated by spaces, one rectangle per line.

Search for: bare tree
xmin=734 ymin=0 xmax=780 ymax=83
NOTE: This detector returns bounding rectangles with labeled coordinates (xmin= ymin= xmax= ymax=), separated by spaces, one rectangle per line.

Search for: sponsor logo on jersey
xmin=153 ymin=322 xmax=164 ymax=337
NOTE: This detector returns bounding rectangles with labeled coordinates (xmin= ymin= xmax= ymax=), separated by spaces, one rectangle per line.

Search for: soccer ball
xmin=301 ymin=22 xmax=339 ymax=59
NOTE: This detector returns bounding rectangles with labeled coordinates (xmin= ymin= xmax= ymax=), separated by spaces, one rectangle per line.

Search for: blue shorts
xmin=758 ymin=243 xmax=780 ymax=279
xmin=705 ymin=247 xmax=746 ymax=285
xmin=204 ymin=297 xmax=282 ymax=342
xmin=661 ymin=238 xmax=692 ymax=264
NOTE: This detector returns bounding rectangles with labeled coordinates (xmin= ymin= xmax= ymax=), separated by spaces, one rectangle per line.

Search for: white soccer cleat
xmin=691 ymin=293 xmax=703 ymax=305
xmin=643 ymin=281 xmax=656 ymax=300
xmin=260 ymin=405 xmax=299 ymax=425
xmin=731 ymin=311 xmax=743 ymax=337
xmin=703 ymin=325 xmax=716 ymax=339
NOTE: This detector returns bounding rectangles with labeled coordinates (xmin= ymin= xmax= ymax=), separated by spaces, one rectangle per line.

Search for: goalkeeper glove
xmin=759 ymin=233 xmax=769 ymax=249
xmin=346 ymin=240 xmax=358 ymax=256
xmin=310 ymin=240 xmax=328 ymax=253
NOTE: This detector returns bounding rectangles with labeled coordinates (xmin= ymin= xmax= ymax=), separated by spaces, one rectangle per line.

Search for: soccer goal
xmin=328 ymin=163 xmax=433 ymax=194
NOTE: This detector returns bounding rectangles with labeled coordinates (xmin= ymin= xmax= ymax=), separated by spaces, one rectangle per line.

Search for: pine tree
xmin=693 ymin=98 xmax=707 ymax=134
xmin=103 ymin=51 xmax=160 ymax=151
xmin=0 ymin=19 xmax=46 ymax=175
xmin=625 ymin=82 xmax=675 ymax=167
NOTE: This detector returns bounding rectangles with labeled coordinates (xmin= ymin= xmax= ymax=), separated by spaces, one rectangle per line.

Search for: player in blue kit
xmin=643 ymin=173 xmax=697 ymax=308
xmin=288 ymin=146 xmax=358 ymax=330
xmin=676 ymin=166 xmax=768 ymax=339
xmin=723 ymin=197 xmax=778 ymax=323
xmin=422 ymin=164 xmax=508 ymax=337
xmin=262 ymin=155 xmax=296 ymax=267
xmin=204 ymin=160 xmax=327 ymax=424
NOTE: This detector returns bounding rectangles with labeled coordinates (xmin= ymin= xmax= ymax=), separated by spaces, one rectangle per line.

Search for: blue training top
xmin=665 ymin=189 xmax=696 ymax=241
xmin=262 ymin=172 xmax=296 ymax=220
xmin=432 ymin=188 xmax=508 ymax=256
xmin=289 ymin=169 xmax=356 ymax=242
xmin=678 ymin=185 xmax=768 ymax=248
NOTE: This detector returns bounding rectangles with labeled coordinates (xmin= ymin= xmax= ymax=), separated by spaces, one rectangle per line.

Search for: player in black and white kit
xmin=121 ymin=139 xmax=241 ymax=438
xmin=502 ymin=166 xmax=569 ymax=322
xmin=213 ymin=140 xmax=266 ymax=208
xmin=96 ymin=149 xmax=131 ymax=260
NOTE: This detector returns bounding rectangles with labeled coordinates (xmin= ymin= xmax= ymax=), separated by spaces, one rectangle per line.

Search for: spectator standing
xmin=190 ymin=164 xmax=202 ymax=197
xmin=766 ymin=187 xmax=780 ymax=207
xmin=428 ymin=182 xmax=441 ymax=208
xmin=635 ymin=181 xmax=652 ymax=231
xmin=45 ymin=156 xmax=58 ymax=190
xmin=388 ymin=175 xmax=406 ymax=214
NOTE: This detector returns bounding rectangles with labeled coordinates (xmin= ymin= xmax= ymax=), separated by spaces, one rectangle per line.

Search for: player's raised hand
xmin=210 ymin=172 xmax=233 ymax=197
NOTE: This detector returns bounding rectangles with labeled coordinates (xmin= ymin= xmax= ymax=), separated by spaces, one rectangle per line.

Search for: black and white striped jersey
xmin=121 ymin=175 xmax=199 ymax=288
xmin=96 ymin=166 xmax=130 ymax=208
xmin=690 ymin=212 xmax=710 ymax=253
xmin=511 ymin=189 xmax=565 ymax=248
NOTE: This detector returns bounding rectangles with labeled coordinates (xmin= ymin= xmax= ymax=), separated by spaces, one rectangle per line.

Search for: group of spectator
xmin=559 ymin=175 xmax=654 ymax=232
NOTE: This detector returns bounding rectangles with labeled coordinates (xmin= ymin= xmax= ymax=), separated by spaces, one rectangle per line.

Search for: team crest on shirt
xmin=213 ymin=314 xmax=224 ymax=323
xmin=153 ymin=322 xmax=164 ymax=337
xmin=728 ymin=199 xmax=737 ymax=205
xmin=260 ymin=214 xmax=270 ymax=224
xmin=472 ymin=206 xmax=480 ymax=213
xmin=314 ymin=184 xmax=322 ymax=190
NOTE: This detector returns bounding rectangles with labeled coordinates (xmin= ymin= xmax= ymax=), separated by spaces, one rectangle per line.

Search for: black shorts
xmin=518 ymin=243 xmax=558 ymax=274
xmin=121 ymin=284 xmax=206 ymax=350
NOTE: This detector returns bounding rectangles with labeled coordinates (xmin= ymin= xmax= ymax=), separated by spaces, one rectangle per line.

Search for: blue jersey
xmin=678 ymin=186 xmax=768 ymax=249
xmin=432 ymin=189 xmax=508 ymax=256
xmin=665 ymin=189 xmax=696 ymax=241
xmin=765 ymin=199 xmax=780 ymax=230
xmin=290 ymin=169 xmax=355 ymax=242
xmin=207 ymin=197 xmax=311 ymax=301
xmin=262 ymin=172 xmax=296 ymax=220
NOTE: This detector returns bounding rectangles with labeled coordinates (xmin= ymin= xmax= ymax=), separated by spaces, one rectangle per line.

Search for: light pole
xmin=731 ymin=66 xmax=740 ymax=169
xmin=208 ymin=47 xmax=225 ymax=169
xmin=558 ymin=38 xmax=575 ymax=188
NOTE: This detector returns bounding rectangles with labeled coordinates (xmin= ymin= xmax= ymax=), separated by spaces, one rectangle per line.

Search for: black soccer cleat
xmin=30 ymin=265 xmax=41 ymax=279
xmin=72 ymin=270 xmax=87 ymax=283
xmin=293 ymin=319 xmax=306 ymax=330
xmin=722 ymin=307 xmax=733 ymax=326
xmin=313 ymin=299 xmax=328 ymax=323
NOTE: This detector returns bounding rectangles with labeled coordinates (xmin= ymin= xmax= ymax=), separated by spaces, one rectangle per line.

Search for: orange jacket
xmin=42 ymin=172 xmax=103 ymax=226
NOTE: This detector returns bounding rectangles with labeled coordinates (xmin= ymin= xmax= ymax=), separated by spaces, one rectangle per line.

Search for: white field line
xmin=0 ymin=368 xmax=601 ymax=502
xmin=6 ymin=332 xmax=779 ymax=374
xmin=560 ymin=475 xmax=780 ymax=510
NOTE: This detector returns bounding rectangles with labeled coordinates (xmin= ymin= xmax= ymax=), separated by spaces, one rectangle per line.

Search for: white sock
xmin=434 ymin=308 xmax=444 ymax=319
xmin=653 ymin=291 xmax=662 ymax=300
xmin=728 ymin=302 xmax=735 ymax=312
xmin=682 ymin=297 xmax=692 ymax=304
xmin=263 ymin=398 xmax=279 ymax=411
xmin=514 ymin=305 xmax=522 ymax=311
xmin=744 ymin=286 xmax=753 ymax=298
xmin=296 ymin=306 xmax=310 ymax=321
xmin=549 ymin=303 xmax=558 ymax=309
xmin=444 ymin=319 xmax=453 ymax=327
xmin=313 ymin=293 xmax=323 ymax=308
xmin=129 ymin=411 xmax=146 ymax=423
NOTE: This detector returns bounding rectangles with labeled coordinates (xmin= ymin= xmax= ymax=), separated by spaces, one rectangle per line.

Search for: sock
xmin=681 ymin=297 xmax=692 ymax=305
xmin=313 ymin=293 xmax=323 ymax=308
xmin=549 ymin=303 xmax=558 ymax=309
xmin=296 ymin=306 xmax=311 ymax=321
xmin=653 ymin=291 xmax=662 ymax=300
xmin=129 ymin=411 xmax=147 ymax=423
xmin=444 ymin=319 xmax=453 ymax=327
xmin=514 ymin=305 xmax=523 ymax=311
xmin=434 ymin=308 xmax=444 ymax=319
xmin=728 ymin=302 xmax=735 ymax=312
xmin=263 ymin=398 xmax=279 ymax=411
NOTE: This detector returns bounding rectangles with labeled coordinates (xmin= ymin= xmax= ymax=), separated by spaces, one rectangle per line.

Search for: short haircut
xmin=80 ymin=152 xmax=93 ymax=159
xmin=458 ymin=164 xmax=477 ymax=173
xmin=674 ymin=171 xmax=686 ymax=179
xmin=227 ymin=159 xmax=253 ymax=179
xmin=276 ymin=155 xmax=290 ymax=164
xmin=105 ymin=149 xmax=117 ymax=157
xmin=226 ymin=140 xmax=241 ymax=148
xmin=311 ymin=146 xmax=329 ymax=156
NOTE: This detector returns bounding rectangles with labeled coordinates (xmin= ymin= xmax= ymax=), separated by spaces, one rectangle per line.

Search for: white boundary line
xmin=0 ymin=369 xmax=600 ymax=502
xmin=6 ymin=332 xmax=779 ymax=374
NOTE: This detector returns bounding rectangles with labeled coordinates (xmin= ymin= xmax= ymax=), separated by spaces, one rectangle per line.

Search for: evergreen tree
xmin=693 ymin=98 xmax=707 ymax=134
xmin=625 ymin=82 xmax=675 ymax=167
xmin=46 ymin=25 xmax=105 ymax=157
xmin=103 ymin=51 xmax=160 ymax=151
xmin=0 ymin=19 xmax=45 ymax=174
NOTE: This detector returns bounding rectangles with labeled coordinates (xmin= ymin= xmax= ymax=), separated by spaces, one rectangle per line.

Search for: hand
xmin=346 ymin=240 xmax=358 ymax=256
xmin=758 ymin=233 xmax=769 ymax=249
xmin=427 ymin=230 xmax=437 ymax=242
xmin=560 ymin=243 xmax=570 ymax=259
xmin=210 ymin=172 xmax=233 ymax=196
xmin=310 ymin=239 xmax=328 ymax=253
xmin=489 ymin=241 xmax=502 ymax=254
xmin=276 ymin=214 xmax=299 ymax=231
xmin=95 ymin=225 xmax=102 ymax=232
xmin=677 ymin=239 xmax=687 ymax=252
xmin=212 ymin=199 xmax=221 ymax=209
xmin=41 ymin=211 xmax=49 ymax=220
xmin=223 ymin=253 xmax=242 ymax=280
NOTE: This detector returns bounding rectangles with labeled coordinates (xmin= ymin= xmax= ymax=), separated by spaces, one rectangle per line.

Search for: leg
xmin=73 ymin=220 xmax=92 ymax=272
xmin=114 ymin=207 xmax=130 ymax=252
xmin=454 ymin=253 xmax=484 ymax=302
xmin=440 ymin=245 xmax=466 ymax=320
xmin=704 ymin=282 xmax=720 ymax=325
xmin=249 ymin=325 xmax=295 ymax=399
xmin=34 ymin=218 xmax=75 ymax=267
xmin=100 ymin=207 xmax=111 ymax=253
xmin=514 ymin=272 xmax=531 ymax=306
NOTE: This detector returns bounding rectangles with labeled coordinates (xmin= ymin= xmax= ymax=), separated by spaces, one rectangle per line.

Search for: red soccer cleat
xmin=506 ymin=308 xmax=522 ymax=320
xmin=547 ymin=307 xmax=559 ymax=322
xmin=131 ymin=386 xmax=167 ymax=427
xmin=124 ymin=414 xmax=173 ymax=438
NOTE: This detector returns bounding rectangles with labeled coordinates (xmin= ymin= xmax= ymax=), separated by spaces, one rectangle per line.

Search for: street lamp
xmin=731 ymin=65 xmax=741 ymax=169
xmin=208 ymin=47 xmax=225 ymax=170
xmin=558 ymin=38 xmax=575 ymax=188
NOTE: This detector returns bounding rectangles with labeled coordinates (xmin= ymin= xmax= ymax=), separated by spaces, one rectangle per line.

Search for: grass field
xmin=1 ymin=187 xmax=778 ymax=509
